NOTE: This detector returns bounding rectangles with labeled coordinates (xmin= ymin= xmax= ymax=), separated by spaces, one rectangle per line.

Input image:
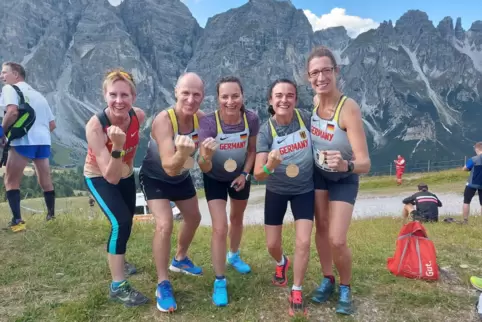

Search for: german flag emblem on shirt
xmin=300 ymin=131 xmax=307 ymax=139
xmin=191 ymin=134 xmax=199 ymax=141
xmin=240 ymin=133 xmax=248 ymax=140
xmin=326 ymin=124 xmax=335 ymax=133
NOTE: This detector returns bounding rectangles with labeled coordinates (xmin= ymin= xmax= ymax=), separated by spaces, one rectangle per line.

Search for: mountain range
xmin=0 ymin=0 xmax=481 ymax=176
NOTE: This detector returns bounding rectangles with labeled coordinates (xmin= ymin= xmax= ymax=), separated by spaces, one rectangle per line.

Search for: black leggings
xmin=85 ymin=175 xmax=136 ymax=255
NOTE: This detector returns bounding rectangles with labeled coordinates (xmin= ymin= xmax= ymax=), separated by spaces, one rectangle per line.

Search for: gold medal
xmin=224 ymin=159 xmax=237 ymax=172
xmin=285 ymin=164 xmax=299 ymax=178
xmin=318 ymin=151 xmax=325 ymax=164
xmin=183 ymin=156 xmax=195 ymax=169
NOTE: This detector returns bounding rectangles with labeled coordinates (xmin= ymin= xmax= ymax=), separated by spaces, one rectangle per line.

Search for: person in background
xmin=197 ymin=76 xmax=259 ymax=307
xmin=394 ymin=155 xmax=406 ymax=185
xmin=1 ymin=62 xmax=56 ymax=232
xmin=461 ymin=142 xmax=482 ymax=224
xmin=401 ymin=183 xmax=442 ymax=223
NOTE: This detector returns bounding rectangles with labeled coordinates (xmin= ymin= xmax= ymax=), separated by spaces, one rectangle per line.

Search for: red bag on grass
xmin=387 ymin=221 xmax=439 ymax=281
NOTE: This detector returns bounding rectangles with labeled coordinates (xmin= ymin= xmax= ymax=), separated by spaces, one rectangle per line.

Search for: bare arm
xmin=49 ymin=120 xmax=56 ymax=132
xmin=341 ymin=99 xmax=371 ymax=174
xmin=243 ymin=135 xmax=257 ymax=173
xmin=85 ymin=118 xmax=123 ymax=184
xmin=152 ymin=111 xmax=188 ymax=176
xmin=198 ymin=157 xmax=212 ymax=172
xmin=254 ymin=152 xmax=270 ymax=181
xmin=2 ymin=104 xmax=19 ymax=130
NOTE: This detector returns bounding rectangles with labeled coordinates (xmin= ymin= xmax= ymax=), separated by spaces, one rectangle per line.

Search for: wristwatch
xmin=242 ymin=171 xmax=251 ymax=181
xmin=346 ymin=161 xmax=354 ymax=173
xmin=111 ymin=150 xmax=125 ymax=159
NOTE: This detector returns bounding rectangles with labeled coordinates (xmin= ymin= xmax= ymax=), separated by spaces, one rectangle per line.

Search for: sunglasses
xmin=107 ymin=71 xmax=133 ymax=81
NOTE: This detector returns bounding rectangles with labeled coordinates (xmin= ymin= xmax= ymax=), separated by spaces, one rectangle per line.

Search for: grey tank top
xmin=267 ymin=109 xmax=314 ymax=195
xmin=311 ymin=95 xmax=356 ymax=181
xmin=140 ymin=108 xmax=200 ymax=183
xmin=206 ymin=110 xmax=250 ymax=182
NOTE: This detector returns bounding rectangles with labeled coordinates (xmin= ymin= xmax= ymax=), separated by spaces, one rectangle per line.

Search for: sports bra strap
xmin=333 ymin=96 xmax=347 ymax=123
xmin=96 ymin=108 xmax=137 ymax=132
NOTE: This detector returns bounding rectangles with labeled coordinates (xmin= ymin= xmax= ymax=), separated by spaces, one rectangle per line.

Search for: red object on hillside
xmin=394 ymin=155 xmax=406 ymax=185
xmin=387 ymin=221 xmax=439 ymax=281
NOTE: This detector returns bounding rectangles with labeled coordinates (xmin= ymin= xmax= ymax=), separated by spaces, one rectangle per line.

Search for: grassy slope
xmin=0 ymin=168 xmax=478 ymax=321
xmin=1 ymin=212 xmax=480 ymax=322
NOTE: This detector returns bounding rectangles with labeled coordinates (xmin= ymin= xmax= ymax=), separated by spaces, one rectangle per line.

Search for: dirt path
xmin=198 ymin=185 xmax=480 ymax=226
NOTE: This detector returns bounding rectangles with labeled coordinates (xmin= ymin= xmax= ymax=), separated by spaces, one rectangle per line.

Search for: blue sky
xmin=179 ymin=0 xmax=481 ymax=37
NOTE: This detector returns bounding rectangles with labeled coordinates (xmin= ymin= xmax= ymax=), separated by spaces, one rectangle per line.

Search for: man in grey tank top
xmin=307 ymin=46 xmax=371 ymax=316
xmin=138 ymin=73 xmax=206 ymax=313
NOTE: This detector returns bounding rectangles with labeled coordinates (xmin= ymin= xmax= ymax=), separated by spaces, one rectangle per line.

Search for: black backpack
xmin=0 ymin=85 xmax=37 ymax=167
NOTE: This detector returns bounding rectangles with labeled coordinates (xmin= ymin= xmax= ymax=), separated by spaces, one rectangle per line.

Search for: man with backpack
xmin=462 ymin=142 xmax=482 ymax=224
xmin=401 ymin=183 xmax=442 ymax=223
xmin=1 ymin=62 xmax=56 ymax=232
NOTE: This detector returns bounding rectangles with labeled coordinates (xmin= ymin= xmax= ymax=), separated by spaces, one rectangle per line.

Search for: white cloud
xmin=304 ymin=8 xmax=379 ymax=38
xmin=107 ymin=0 xmax=124 ymax=6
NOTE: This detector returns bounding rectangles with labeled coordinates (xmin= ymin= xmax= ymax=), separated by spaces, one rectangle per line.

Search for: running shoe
xmin=289 ymin=289 xmax=307 ymax=317
xmin=311 ymin=277 xmax=335 ymax=303
xmin=155 ymin=280 xmax=177 ymax=312
xmin=212 ymin=278 xmax=228 ymax=307
xmin=272 ymin=255 xmax=290 ymax=286
xmin=335 ymin=285 xmax=354 ymax=315
xmin=471 ymin=276 xmax=482 ymax=291
xmin=3 ymin=220 xmax=26 ymax=233
xmin=227 ymin=251 xmax=251 ymax=274
xmin=169 ymin=256 xmax=203 ymax=276
xmin=109 ymin=281 xmax=149 ymax=307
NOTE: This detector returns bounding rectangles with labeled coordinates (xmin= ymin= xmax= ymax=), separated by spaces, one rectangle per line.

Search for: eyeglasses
xmin=107 ymin=71 xmax=133 ymax=81
xmin=308 ymin=67 xmax=335 ymax=79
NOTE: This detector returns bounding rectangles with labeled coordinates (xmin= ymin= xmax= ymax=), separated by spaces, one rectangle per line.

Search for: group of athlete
xmin=82 ymin=45 xmax=370 ymax=317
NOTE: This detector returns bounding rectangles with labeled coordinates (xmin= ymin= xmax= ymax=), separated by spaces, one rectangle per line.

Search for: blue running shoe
xmin=311 ymin=277 xmax=335 ymax=303
xmin=212 ymin=279 xmax=228 ymax=307
xmin=335 ymin=285 xmax=354 ymax=315
xmin=227 ymin=251 xmax=251 ymax=274
xmin=155 ymin=280 xmax=177 ymax=313
xmin=169 ymin=256 xmax=203 ymax=276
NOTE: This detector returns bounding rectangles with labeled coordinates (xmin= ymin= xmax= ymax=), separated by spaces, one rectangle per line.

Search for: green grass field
xmin=0 ymin=168 xmax=479 ymax=322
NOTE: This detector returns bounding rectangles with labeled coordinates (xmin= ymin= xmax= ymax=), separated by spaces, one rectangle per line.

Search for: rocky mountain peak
xmin=455 ymin=17 xmax=465 ymax=40
xmin=395 ymin=10 xmax=435 ymax=32
xmin=470 ymin=21 xmax=482 ymax=32
xmin=0 ymin=2 xmax=480 ymax=172
xmin=437 ymin=16 xmax=454 ymax=39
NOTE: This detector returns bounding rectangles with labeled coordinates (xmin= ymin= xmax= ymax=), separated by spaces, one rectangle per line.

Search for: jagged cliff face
xmin=0 ymin=0 xmax=481 ymax=175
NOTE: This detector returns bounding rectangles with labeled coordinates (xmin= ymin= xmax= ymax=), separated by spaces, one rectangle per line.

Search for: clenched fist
xmin=200 ymin=137 xmax=217 ymax=160
xmin=267 ymin=149 xmax=282 ymax=169
xmin=324 ymin=150 xmax=347 ymax=172
xmin=175 ymin=135 xmax=195 ymax=157
xmin=107 ymin=126 xmax=126 ymax=148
